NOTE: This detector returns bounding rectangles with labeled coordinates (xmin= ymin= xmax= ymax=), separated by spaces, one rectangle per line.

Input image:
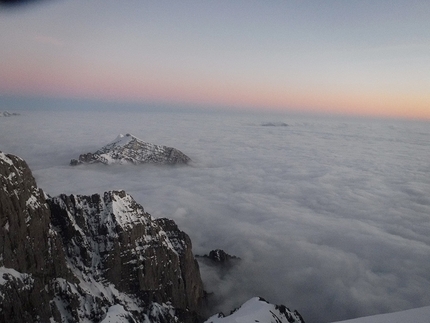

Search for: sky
xmin=1 ymin=110 xmax=429 ymax=323
xmin=1 ymin=0 xmax=430 ymax=119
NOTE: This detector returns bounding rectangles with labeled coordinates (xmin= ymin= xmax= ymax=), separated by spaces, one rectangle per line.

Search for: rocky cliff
xmin=0 ymin=152 xmax=70 ymax=322
xmin=0 ymin=151 xmax=204 ymax=323
xmin=71 ymin=133 xmax=191 ymax=165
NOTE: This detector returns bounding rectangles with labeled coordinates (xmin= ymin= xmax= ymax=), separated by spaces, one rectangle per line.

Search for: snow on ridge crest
xmin=50 ymin=190 xmax=151 ymax=237
xmin=107 ymin=133 xmax=135 ymax=147
xmin=205 ymin=297 xmax=305 ymax=323
xmin=0 ymin=152 xmax=14 ymax=166
xmin=110 ymin=190 xmax=151 ymax=229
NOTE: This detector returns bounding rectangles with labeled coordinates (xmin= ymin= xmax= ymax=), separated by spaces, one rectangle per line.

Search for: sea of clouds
xmin=1 ymin=108 xmax=429 ymax=323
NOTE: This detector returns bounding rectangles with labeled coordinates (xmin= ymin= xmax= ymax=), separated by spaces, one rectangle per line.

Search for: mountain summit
xmin=71 ymin=133 xmax=191 ymax=165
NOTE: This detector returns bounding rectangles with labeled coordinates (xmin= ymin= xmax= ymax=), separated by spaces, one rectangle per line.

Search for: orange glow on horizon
xmin=1 ymin=61 xmax=429 ymax=121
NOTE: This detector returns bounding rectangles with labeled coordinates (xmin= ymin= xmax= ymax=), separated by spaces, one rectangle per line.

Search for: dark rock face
xmin=155 ymin=218 xmax=204 ymax=313
xmin=0 ymin=152 xmax=204 ymax=323
xmin=71 ymin=133 xmax=191 ymax=166
xmin=207 ymin=249 xmax=240 ymax=264
xmin=0 ymin=152 xmax=66 ymax=275
xmin=0 ymin=152 xmax=70 ymax=322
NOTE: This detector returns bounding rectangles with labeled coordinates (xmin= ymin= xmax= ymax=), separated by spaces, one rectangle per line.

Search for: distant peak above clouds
xmin=70 ymin=133 xmax=191 ymax=166
xmin=0 ymin=111 xmax=20 ymax=117
xmin=261 ymin=122 xmax=288 ymax=127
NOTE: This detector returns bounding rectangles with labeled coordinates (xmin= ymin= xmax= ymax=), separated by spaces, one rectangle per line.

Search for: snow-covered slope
xmin=205 ymin=297 xmax=305 ymax=323
xmin=71 ymin=133 xmax=191 ymax=165
xmin=331 ymin=305 xmax=430 ymax=323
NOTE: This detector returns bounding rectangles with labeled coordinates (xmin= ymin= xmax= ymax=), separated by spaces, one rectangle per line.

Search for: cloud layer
xmin=1 ymin=109 xmax=429 ymax=322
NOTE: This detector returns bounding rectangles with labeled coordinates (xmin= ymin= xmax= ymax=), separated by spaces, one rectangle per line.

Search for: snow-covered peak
xmin=205 ymin=297 xmax=305 ymax=323
xmin=108 ymin=133 xmax=135 ymax=147
xmin=71 ymin=133 xmax=191 ymax=165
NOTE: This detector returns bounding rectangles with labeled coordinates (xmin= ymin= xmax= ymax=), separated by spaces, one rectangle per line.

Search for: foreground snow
xmin=331 ymin=305 xmax=430 ymax=323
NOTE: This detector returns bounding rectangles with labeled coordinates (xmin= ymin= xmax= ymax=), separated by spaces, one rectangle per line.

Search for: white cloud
xmin=1 ymin=108 xmax=429 ymax=323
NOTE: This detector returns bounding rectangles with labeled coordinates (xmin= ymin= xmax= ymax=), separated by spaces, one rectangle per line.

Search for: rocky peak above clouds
xmin=196 ymin=249 xmax=241 ymax=269
xmin=261 ymin=122 xmax=288 ymax=127
xmin=70 ymin=133 xmax=191 ymax=165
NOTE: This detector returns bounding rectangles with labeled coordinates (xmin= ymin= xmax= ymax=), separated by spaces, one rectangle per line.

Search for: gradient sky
xmin=1 ymin=0 xmax=429 ymax=119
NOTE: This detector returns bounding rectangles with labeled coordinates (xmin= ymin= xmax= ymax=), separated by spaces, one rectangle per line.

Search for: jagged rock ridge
xmin=71 ymin=133 xmax=191 ymax=165
xmin=1 ymin=151 xmax=204 ymax=323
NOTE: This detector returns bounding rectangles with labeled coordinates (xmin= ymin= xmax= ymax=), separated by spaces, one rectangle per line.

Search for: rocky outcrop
xmin=48 ymin=191 xmax=205 ymax=316
xmin=196 ymin=249 xmax=241 ymax=277
xmin=197 ymin=249 xmax=240 ymax=265
xmin=0 ymin=151 xmax=204 ymax=323
xmin=70 ymin=133 xmax=191 ymax=166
